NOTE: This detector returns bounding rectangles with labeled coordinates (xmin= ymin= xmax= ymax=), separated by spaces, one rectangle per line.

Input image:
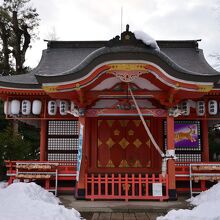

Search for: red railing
xmin=175 ymin=162 xmax=220 ymax=179
xmin=85 ymin=173 xmax=169 ymax=201
xmin=175 ymin=162 xmax=220 ymax=192
xmin=5 ymin=160 xmax=77 ymax=191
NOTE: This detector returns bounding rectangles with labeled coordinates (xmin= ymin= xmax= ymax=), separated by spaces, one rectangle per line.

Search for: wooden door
xmin=97 ymin=119 xmax=153 ymax=171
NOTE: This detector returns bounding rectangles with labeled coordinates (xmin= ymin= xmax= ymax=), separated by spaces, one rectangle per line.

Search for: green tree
xmin=209 ymin=124 xmax=220 ymax=161
xmin=0 ymin=0 xmax=39 ymax=75
xmin=0 ymin=123 xmax=39 ymax=180
xmin=0 ymin=0 xmax=40 ymax=179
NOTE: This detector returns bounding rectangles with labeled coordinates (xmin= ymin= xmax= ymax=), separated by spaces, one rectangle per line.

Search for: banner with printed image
xmin=76 ymin=123 xmax=83 ymax=181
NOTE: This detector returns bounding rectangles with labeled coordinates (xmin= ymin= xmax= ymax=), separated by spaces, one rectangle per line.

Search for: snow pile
xmin=0 ymin=181 xmax=8 ymax=190
xmin=189 ymin=182 xmax=220 ymax=206
xmin=0 ymin=182 xmax=81 ymax=220
xmin=157 ymin=182 xmax=220 ymax=220
xmin=134 ymin=31 xmax=160 ymax=51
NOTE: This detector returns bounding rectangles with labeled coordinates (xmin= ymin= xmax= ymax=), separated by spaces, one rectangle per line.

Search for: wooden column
xmin=166 ymin=116 xmax=177 ymax=200
xmin=202 ymin=119 xmax=209 ymax=161
xmin=76 ymin=116 xmax=87 ymax=198
xmin=40 ymin=120 xmax=47 ymax=161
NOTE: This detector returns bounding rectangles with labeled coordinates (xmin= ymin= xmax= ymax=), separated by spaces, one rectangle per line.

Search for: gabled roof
xmin=0 ymin=29 xmax=219 ymax=89
xmin=38 ymin=40 xmax=219 ymax=77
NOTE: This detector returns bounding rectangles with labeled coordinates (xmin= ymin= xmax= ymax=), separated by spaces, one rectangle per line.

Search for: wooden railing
xmin=5 ymin=160 xmax=77 ymax=192
xmin=85 ymin=173 xmax=169 ymax=201
xmin=175 ymin=162 xmax=220 ymax=192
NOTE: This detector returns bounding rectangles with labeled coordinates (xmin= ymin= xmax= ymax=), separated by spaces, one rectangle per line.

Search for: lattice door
xmin=47 ymin=120 xmax=78 ymax=161
xmin=97 ymin=119 xmax=152 ymax=168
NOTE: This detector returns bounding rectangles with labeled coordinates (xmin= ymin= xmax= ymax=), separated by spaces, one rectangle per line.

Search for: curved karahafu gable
xmin=0 ymin=27 xmax=219 ymax=91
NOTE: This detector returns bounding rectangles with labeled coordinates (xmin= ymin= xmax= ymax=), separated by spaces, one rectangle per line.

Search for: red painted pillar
xmin=201 ymin=119 xmax=209 ymax=191
xmin=202 ymin=119 xmax=209 ymax=162
xmin=40 ymin=120 xmax=47 ymax=161
xmin=166 ymin=116 xmax=177 ymax=200
xmin=76 ymin=116 xmax=87 ymax=198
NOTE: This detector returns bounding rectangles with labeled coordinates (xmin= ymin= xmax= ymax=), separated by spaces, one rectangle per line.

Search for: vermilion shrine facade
xmin=1 ymin=27 xmax=220 ymax=200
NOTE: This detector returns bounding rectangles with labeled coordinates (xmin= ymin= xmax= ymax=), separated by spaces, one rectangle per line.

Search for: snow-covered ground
xmin=3 ymin=181 xmax=220 ymax=220
xmin=0 ymin=181 xmax=8 ymax=189
xmin=0 ymin=182 xmax=81 ymax=220
xmin=158 ymin=182 xmax=220 ymax=220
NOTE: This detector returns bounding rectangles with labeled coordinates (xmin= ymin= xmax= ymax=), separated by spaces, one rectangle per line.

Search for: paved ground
xmin=59 ymin=195 xmax=190 ymax=220
xmin=80 ymin=212 xmax=166 ymax=220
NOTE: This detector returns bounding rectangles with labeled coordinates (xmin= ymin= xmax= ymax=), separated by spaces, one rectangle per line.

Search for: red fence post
xmin=112 ymin=174 xmax=114 ymax=197
xmin=85 ymin=174 xmax=88 ymax=198
xmin=91 ymin=174 xmax=94 ymax=200
xmin=145 ymin=174 xmax=149 ymax=197
xmin=125 ymin=174 xmax=128 ymax=201
xmin=98 ymin=174 xmax=101 ymax=197
xmin=119 ymin=174 xmax=121 ymax=197
xmin=139 ymin=174 xmax=142 ymax=197
xmin=105 ymin=174 xmax=108 ymax=197
xmin=132 ymin=174 xmax=135 ymax=197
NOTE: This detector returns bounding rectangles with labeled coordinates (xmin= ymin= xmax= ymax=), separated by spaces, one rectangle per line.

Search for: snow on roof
xmin=0 ymin=182 xmax=81 ymax=220
xmin=134 ymin=31 xmax=160 ymax=51
xmin=158 ymin=182 xmax=220 ymax=220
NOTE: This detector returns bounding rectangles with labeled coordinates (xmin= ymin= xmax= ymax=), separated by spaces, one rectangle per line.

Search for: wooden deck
xmin=82 ymin=212 xmax=165 ymax=220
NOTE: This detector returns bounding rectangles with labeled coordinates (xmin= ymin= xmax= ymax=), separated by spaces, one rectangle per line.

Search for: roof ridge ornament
xmin=106 ymin=24 xmax=146 ymax=47
xmin=126 ymin=24 xmax=129 ymax=31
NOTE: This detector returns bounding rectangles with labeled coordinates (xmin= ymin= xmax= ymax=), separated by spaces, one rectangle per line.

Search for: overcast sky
xmin=24 ymin=0 xmax=220 ymax=70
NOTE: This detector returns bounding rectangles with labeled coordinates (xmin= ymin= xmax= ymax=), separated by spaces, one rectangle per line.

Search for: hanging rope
xmin=129 ymin=86 xmax=178 ymax=177
xmin=129 ymin=87 xmax=165 ymax=157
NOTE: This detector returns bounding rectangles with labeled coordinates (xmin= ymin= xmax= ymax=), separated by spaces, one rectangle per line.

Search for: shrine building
xmin=1 ymin=26 xmax=220 ymax=201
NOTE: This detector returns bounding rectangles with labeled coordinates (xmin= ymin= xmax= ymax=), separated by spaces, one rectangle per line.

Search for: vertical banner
xmin=76 ymin=123 xmax=84 ymax=181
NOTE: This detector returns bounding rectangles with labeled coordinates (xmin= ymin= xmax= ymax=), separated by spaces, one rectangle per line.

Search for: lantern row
xmin=174 ymin=100 xmax=219 ymax=116
xmin=4 ymin=100 xmax=76 ymax=116
xmin=4 ymin=99 xmax=219 ymax=117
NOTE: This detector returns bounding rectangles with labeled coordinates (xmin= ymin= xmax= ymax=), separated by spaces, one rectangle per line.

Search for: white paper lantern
xmin=11 ymin=100 xmax=20 ymax=115
xmin=70 ymin=101 xmax=79 ymax=117
xmin=181 ymin=101 xmax=190 ymax=116
xmin=48 ymin=100 xmax=57 ymax=116
xmin=21 ymin=100 xmax=31 ymax=115
xmin=59 ymin=100 xmax=68 ymax=115
xmin=4 ymin=101 xmax=11 ymax=115
xmin=32 ymin=100 xmax=42 ymax=115
xmin=196 ymin=101 xmax=205 ymax=116
xmin=208 ymin=100 xmax=218 ymax=115
xmin=70 ymin=101 xmax=75 ymax=112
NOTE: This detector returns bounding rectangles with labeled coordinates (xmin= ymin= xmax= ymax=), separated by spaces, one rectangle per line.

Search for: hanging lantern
xmin=181 ymin=101 xmax=190 ymax=116
xmin=59 ymin=100 xmax=68 ymax=115
xmin=196 ymin=101 xmax=205 ymax=116
xmin=11 ymin=100 xmax=20 ymax=115
xmin=70 ymin=101 xmax=79 ymax=117
xmin=32 ymin=100 xmax=42 ymax=115
xmin=4 ymin=101 xmax=11 ymax=115
xmin=21 ymin=100 xmax=31 ymax=115
xmin=48 ymin=100 xmax=57 ymax=116
xmin=208 ymin=100 xmax=218 ymax=115
xmin=70 ymin=101 xmax=75 ymax=112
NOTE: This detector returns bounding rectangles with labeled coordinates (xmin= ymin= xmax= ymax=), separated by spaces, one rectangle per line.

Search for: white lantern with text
xmin=181 ymin=101 xmax=190 ymax=116
xmin=48 ymin=100 xmax=57 ymax=116
xmin=196 ymin=101 xmax=205 ymax=116
xmin=22 ymin=100 xmax=31 ymax=115
xmin=59 ymin=100 xmax=68 ymax=115
xmin=208 ymin=100 xmax=218 ymax=115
